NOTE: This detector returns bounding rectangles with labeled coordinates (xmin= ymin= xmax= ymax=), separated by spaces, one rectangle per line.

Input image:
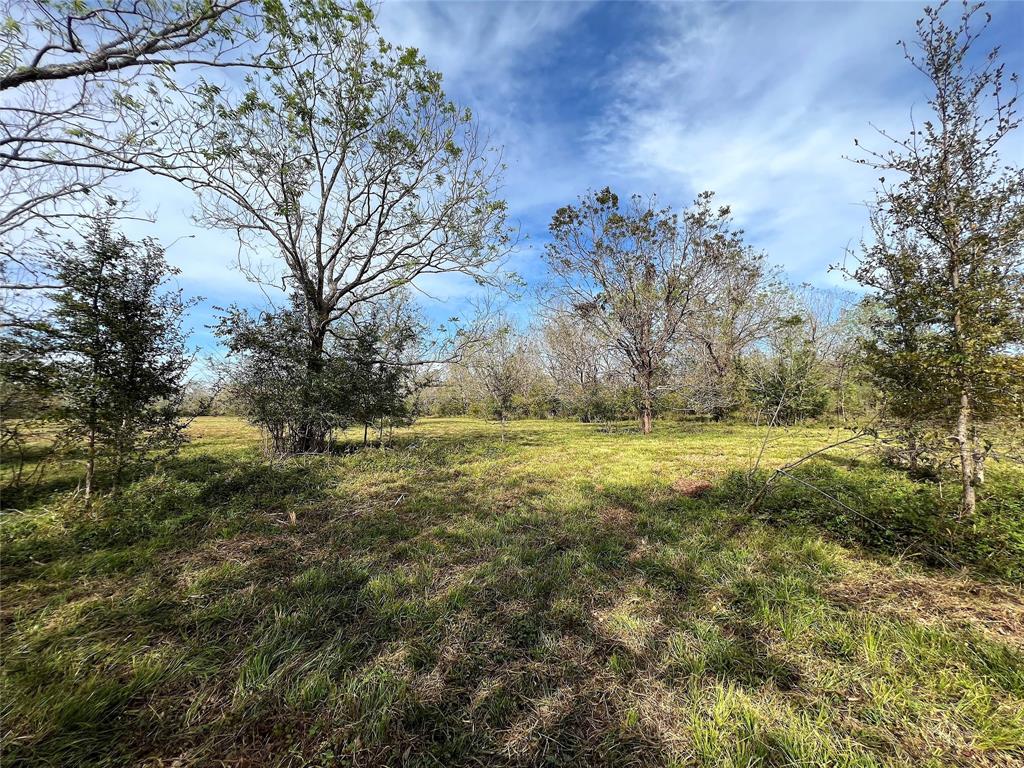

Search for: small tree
xmin=544 ymin=188 xmax=734 ymax=433
xmin=848 ymin=0 xmax=1024 ymax=515
xmin=744 ymin=314 xmax=831 ymax=425
xmin=345 ymin=295 xmax=424 ymax=445
xmin=217 ymin=297 xmax=349 ymax=454
xmin=44 ymin=219 xmax=195 ymax=503
xmin=466 ymin=323 xmax=533 ymax=440
xmin=218 ymin=291 xmax=423 ymax=452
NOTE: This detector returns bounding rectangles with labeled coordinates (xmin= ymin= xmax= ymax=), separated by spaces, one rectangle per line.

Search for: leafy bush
xmin=719 ymin=460 xmax=1024 ymax=580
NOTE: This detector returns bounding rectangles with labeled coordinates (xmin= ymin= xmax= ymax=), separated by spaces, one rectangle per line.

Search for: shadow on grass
xmin=713 ymin=460 xmax=1024 ymax=582
xmin=2 ymin=435 xmax=1021 ymax=767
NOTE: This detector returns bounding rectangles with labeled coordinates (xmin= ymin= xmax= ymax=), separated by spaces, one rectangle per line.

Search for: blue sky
xmin=120 ymin=0 xmax=1024 ymax=357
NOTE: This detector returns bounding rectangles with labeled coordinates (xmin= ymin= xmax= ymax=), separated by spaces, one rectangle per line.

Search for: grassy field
xmin=2 ymin=416 xmax=1023 ymax=767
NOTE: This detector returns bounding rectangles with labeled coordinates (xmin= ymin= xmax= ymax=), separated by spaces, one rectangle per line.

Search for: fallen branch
xmin=744 ymin=428 xmax=875 ymax=515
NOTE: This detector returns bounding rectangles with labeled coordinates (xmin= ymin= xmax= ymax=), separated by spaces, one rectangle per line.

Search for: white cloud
xmin=583 ymin=2 xmax=934 ymax=286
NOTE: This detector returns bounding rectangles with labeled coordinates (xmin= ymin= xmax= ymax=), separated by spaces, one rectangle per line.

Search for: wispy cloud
xmin=381 ymin=0 xmax=1023 ymax=292
xmin=583 ymin=2 xmax=928 ymax=284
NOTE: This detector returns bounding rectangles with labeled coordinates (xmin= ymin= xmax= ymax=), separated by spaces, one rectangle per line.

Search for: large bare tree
xmin=173 ymin=1 xmax=508 ymax=355
xmin=544 ymin=188 xmax=736 ymax=433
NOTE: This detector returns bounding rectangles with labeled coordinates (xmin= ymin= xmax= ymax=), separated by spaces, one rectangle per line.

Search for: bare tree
xmin=544 ymin=188 xmax=735 ymax=433
xmin=683 ymin=246 xmax=784 ymax=419
xmin=540 ymin=312 xmax=618 ymax=422
xmin=181 ymin=0 xmax=507 ymax=348
xmin=465 ymin=322 xmax=534 ymax=439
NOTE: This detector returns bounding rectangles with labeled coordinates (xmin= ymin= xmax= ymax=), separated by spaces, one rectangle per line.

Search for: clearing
xmin=2 ymin=417 xmax=1022 ymax=767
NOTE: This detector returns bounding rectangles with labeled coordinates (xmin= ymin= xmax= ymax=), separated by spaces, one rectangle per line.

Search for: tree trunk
xmin=640 ymin=405 xmax=653 ymax=435
xmin=955 ymin=389 xmax=976 ymax=517
xmin=297 ymin=322 xmax=329 ymax=453
xmin=638 ymin=368 xmax=654 ymax=434
xmin=112 ymin=417 xmax=127 ymax=492
xmin=84 ymin=426 xmax=96 ymax=510
xmin=971 ymin=426 xmax=985 ymax=486
xmin=363 ymin=423 xmax=369 ymax=447
xmin=950 ymin=254 xmax=975 ymax=517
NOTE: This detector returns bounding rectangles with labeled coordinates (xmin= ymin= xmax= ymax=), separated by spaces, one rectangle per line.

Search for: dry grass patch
xmin=671 ymin=478 xmax=713 ymax=497
xmin=826 ymin=565 xmax=1024 ymax=650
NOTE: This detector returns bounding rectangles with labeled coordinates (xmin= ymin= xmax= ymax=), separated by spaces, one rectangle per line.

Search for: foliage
xmin=217 ymin=297 xmax=350 ymax=453
xmin=217 ymin=293 xmax=423 ymax=453
xmin=847 ymin=0 xmax=1024 ymax=515
xmin=682 ymin=246 xmax=786 ymax=420
xmin=718 ymin=459 xmax=1024 ymax=580
xmin=743 ymin=315 xmax=831 ymax=424
xmin=540 ymin=313 xmax=620 ymax=422
xmin=0 ymin=313 xmax=58 ymax=492
xmin=346 ymin=295 xmax=426 ymax=442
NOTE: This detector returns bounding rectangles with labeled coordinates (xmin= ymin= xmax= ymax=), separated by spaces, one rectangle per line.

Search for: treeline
xmin=422 ymin=281 xmax=867 ymax=427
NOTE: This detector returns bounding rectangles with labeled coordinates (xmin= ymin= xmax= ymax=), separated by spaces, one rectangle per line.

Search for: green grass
xmin=2 ymin=417 xmax=1022 ymax=767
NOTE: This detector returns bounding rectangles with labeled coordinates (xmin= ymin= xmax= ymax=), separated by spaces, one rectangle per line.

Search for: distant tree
xmin=847 ymin=0 xmax=1024 ymax=516
xmin=793 ymin=285 xmax=868 ymax=421
xmin=684 ymin=246 xmax=785 ymax=420
xmin=423 ymin=362 xmax=476 ymax=417
xmin=540 ymin=313 xmax=617 ymax=422
xmin=466 ymin=322 xmax=533 ymax=440
xmin=180 ymin=381 xmax=231 ymax=417
xmin=744 ymin=314 xmax=831 ymax=425
xmin=544 ymin=188 xmax=735 ymax=433
xmin=40 ymin=219 xmax=195 ymax=504
xmin=174 ymin=0 xmax=509 ymax=450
